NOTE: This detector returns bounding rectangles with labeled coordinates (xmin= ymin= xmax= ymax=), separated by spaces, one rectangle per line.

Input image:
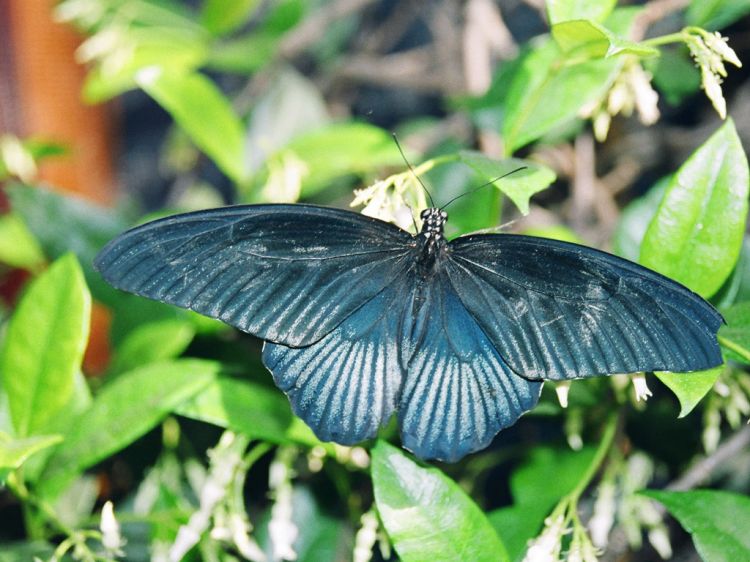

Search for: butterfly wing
xmin=262 ymin=279 xmax=408 ymax=445
xmin=398 ymin=269 xmax=542 ymax=462
xmin=446 ymin=234 xmax=723 ymax=380
xmin=94 ymin=204 xmax=413 ymax=346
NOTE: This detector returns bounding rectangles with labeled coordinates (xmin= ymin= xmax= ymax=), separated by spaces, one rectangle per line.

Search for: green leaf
xmin=501 ymin=39 xmax=621 ymax=154
xmin=38 ymin=359 xmax=219 ymax=498
xmin=276 ymin=122 xmax=403 ymax=198
xmin=488 ymin=446 xmax=596 ymax=561
xmin=643 ymin=489 xmax=750 ymax=561
xmin=0 ymin=433 xmax=63 ymax=470
xmin=83 ymin=27 xmax=208 ymax=103
xmin=175 ymin=376 xmax=320 ymax=446
xmin=547 ymin=0 xmax=617 ymax=24
xmin=718 ymin=302 xmax=750 ymax=363
xmin=0 ymin=254 xmax=90 ymax=437
xmin=687 ymin=0 xmax=750 ymax=31
xmin=640 ymin=119 xmax=750 ymax=298
xmin=108 ymin=319 xmax=195 ymax=375
xmin=656 ymin=367 xmax=723 ymax=418
xmin=0 ymin=212 xmax=45 ymax=270
xmin=551 ymin=19 xmax=659 ymax=59
xmin=520 ymin=224 xmax=584 ymax=244
xmin=136 ymin=67 xmax=247 ymax=184
xmin=371 ymin=440 xmax=508 ymax=562
xmin=201 ymin=0 xmax=260 ymax=35
xmin=458 ymin=152 xmax=556 ymax=215
xmin=6 ymin=183 xmax=131 ymax=303
xmin=649 ymin=48 xmax=701 ymax=106
xmin=613 ymin=177 xmax=668 ymax=261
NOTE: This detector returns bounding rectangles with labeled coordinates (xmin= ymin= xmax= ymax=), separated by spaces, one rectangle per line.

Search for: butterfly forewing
xmin=446 ymin=234 xmax=723 ymax=380
xmin=94 ymin=204 xmax=414 ymax=346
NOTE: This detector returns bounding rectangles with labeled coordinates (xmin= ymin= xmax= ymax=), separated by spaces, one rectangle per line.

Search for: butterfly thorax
xmin=416 ymin=208 xmax=448 ymax=277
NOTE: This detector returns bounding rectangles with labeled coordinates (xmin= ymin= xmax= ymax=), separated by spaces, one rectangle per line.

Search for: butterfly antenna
xmin=440 ymin=166 xmax=527 ymax=211
xmin=392 ymin=133 xmax=435 ymax=208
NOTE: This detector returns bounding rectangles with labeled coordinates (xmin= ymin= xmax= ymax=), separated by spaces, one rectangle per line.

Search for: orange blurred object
xmin=1 ymin=0 xmax=116 ymax=205
xmin=83 ymin=301 xmax=113 ymax=376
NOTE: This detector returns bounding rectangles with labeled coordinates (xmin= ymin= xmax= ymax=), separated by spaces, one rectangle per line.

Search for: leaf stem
xmin=718 ymin=335 xmax=750 ymax=363
xmin=568 ymin=412 xmax=618 ymax=504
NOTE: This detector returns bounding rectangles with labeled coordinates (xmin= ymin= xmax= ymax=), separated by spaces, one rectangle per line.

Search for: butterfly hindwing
xmin=398 ymin=270 xmax=542 ymax=462
xmin=262 ymin=286 xmax=406 ymax=445
xmin=94 ymin=204 xmax=413 ymax=346
xmin=446 ymin=234 xmax=723 ymax=380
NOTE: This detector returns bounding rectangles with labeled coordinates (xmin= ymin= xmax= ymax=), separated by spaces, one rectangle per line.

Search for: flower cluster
xmin=685 ymin=29 xmax=742 ymax=119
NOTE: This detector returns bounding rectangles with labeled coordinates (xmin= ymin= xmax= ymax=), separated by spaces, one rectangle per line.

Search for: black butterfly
xmin=94 ymin=204 xmax=723 ymax=461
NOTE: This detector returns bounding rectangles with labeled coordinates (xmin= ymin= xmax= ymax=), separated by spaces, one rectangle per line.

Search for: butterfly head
xmin=420 ymin=208 xmax=448 ymax=239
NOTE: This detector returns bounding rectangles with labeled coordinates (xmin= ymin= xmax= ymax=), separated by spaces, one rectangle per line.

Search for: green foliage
xmin=640 ymin=119 xmax=749 ymax=298
xmin=38 ymin=359 xmax=220 ymax=499
xmin=0 ymin=254 xmax=90 ymax=437
xmin=2 ymin=0 xmax=749 ymax=560
xmin=372 ymin=441 xmax=508 ymax=562
xmin=488 ymin=447 xmax=596 ymax=560
xmin=644 ymin=489 xmax=750 ymax=561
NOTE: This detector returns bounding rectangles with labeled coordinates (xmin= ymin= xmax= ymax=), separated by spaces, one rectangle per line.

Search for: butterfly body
xmin=95 ymin=203 xmax=723 ymax=461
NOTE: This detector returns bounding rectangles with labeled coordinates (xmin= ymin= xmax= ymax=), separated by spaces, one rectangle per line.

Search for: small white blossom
xmin=703 ymin=32 xmax=742 ymax=68
xmin=648 ymin=524 xmax=673 ymax=559
xmin=555 ymin=381 xmax=571 ymax=408
xmin=353 ymin=510 xmax=379 ymax=562
xmin=100 ymin=501 xmax=126 ymax=556
xmin=589 ymin=479 xmax=616 ymax=548
xmin=523 ymin=515 xmax=566 ymax=562
xmin=632 ymin=374 xmax=652 ymax=401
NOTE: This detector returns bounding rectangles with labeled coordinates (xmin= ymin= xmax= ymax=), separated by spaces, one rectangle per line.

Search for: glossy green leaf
xmin=656 ymin=367 xmax=723 ymax=418
xmin=0 ymin=433 xmax=62 ymax=470
xmin=718 ymin=302 xmax=750 ymax=363
xmin=551 ymin=19 xmax=658 ymax=59
xmin=175 ymin=376 xmax=320 ymax=446
xmin=0 ymin=254 xmax=90 ymax=437
xmin=109 ymin=319 xmax=195 ymax=375
xmin=136 ymin=67 xmax=247 ymax=184
xmin=640 ymin=119 xmax=749 ymax=298
xmin=458 ymin=152 xmax=556 ymax=215
xmin=0 ymin=213 xmax=44 ymax=270
xmin=501 ymin=39 xmax=620 ymax=154
xmin=687 ymin=0 xmax=750 ymax=30
xmin=38 ymin=359 xmax=219 ymax=498
xmin=643 ymin=489 xmax=750 ymax=561
xmin=488 ymin=446 xmax=596 ymax=561
xmin=547 ymin=0 xmax=616 ymax=24
xmin=83 ymin=27 xmax=208 ymax=103
xmin=372 ymin=440 xmax=508 ymax=562
xmin=201 ymin=0 xmax=260 ymax=35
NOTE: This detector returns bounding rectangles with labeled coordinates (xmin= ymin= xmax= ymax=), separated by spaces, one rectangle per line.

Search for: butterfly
xmin=94 ymin=203 xmax=723 ymax=462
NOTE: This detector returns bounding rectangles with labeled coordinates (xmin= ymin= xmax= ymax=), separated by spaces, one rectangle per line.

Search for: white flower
xmin=100 ymin=501 xmax=125 ymax=556
xmin=353 ymin=510 xmax=379 ymax=562
xmin=522 ymin=516 xmax=566 ymax=562
xmin=555 ymin=381 xmax=571 ymax=408
xmin=648 ymin=525 xmax=673 ymax=559
xmin=589 ymin=480 xmax=616 ymax=548
xmin=631 ymin=373 xmax=652 ymax=401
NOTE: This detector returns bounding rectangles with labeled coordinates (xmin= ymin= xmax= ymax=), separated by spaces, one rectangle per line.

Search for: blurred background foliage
xmin=1 ymin=0 xmax=750 ymax=561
